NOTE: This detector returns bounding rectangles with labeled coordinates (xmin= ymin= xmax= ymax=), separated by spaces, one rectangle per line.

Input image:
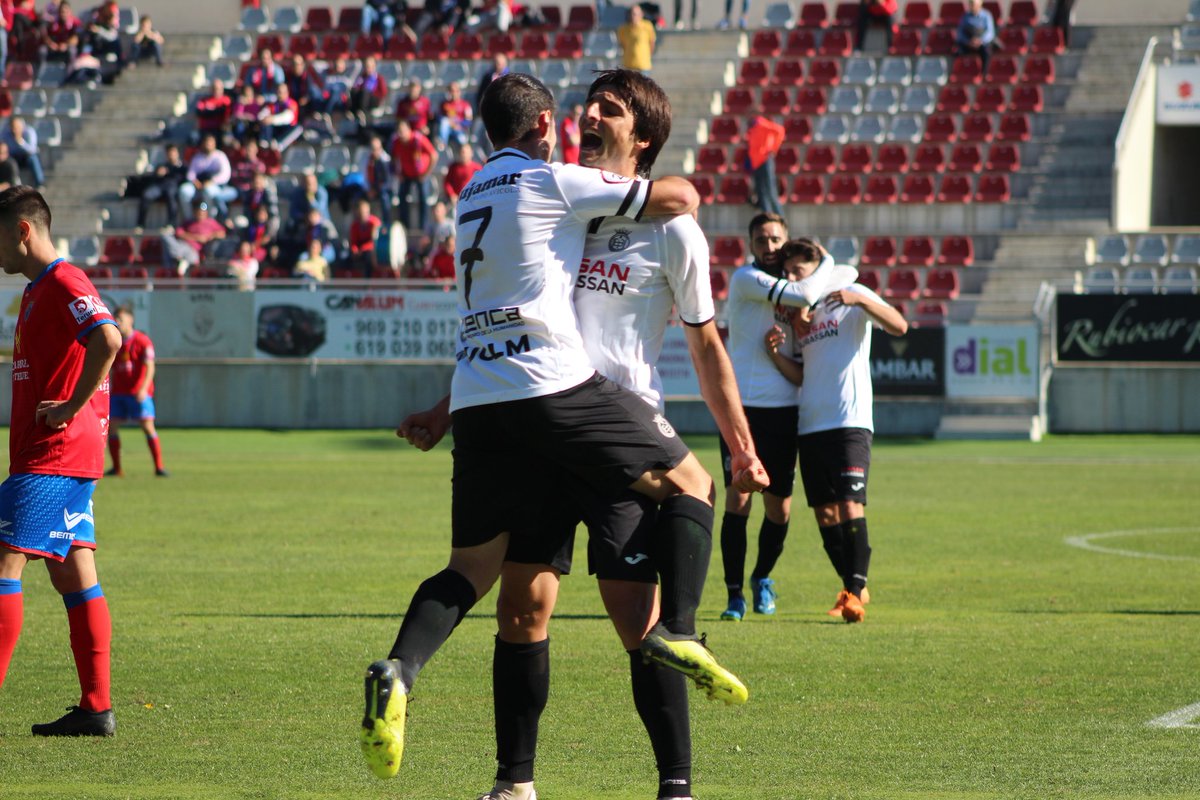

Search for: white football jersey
xmin=449 ymin=149 xmax=652 ymax=411
xmin=573 ymin=214 xmax=714 ymax=409
xmin=791 ymin=282 xmax=886 ymax=435
xmin=725 ymin=257 xmax=855 ymax=408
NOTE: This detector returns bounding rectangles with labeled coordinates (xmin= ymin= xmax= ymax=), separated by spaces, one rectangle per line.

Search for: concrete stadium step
xmin=936 ymin=413 xmax=1043 ymax=441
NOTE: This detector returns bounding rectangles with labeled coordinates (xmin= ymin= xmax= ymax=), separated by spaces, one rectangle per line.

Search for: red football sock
xmin=0 ymin=580 xmax=23 ymax=689
xmin=146 ymin=434 xmax=164 ymax=471
xmin=108 ymin=433 xmax=122 ymax=472
xmin=65 ymin=585 xmax=111 ymax=712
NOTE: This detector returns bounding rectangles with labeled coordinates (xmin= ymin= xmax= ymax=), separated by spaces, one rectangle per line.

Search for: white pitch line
xmin=1147 ymin=702 xmax=1200 ymax=729
xmin=1063 ymin=528 xmax=1200 ymax=563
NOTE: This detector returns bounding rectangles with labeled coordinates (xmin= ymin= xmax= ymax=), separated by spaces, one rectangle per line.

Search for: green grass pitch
xmin=1 ymin=430 xmax=1198 ymax=800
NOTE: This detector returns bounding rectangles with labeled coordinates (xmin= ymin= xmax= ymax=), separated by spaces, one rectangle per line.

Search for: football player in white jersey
xmin=764 ymin=238 xmax=908 ymax=623
xmin=360 ymin=73 xmax=766 ymax=783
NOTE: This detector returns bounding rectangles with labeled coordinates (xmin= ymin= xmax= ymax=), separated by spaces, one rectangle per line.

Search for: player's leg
xmin=0 ymin=549 xmax=30 ymax=691
xmin=831 ymin=429 xmax=872 ymax=623
xmin=744 ymin=408 xmax=799 ymax=616
xmin=138 ymin=401 xmax=167 ymax=476
xmin=718 ymin=433 xmax=751 ymax=621
xmin=749 ymin=491 xmax=791 ymax=615
xmin=38 ymin=544 xmax=116 ymax=735
xmin=106 ymin=410 xmax=123 ymax=477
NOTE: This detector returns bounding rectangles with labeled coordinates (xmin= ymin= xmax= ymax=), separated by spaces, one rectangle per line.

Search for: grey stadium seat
xmin=842 ymin=57 xmax=877 ymax=86
xmin=273 ymin=5 xmax=303 ymax=33
xmin=35 ymin=117 xmax=62 ymax=148
xmin=762 ymin=2 xmax=796 ymax=28
xmin=878 ymin=56 xmax=913 ymax=86
xmin=814 ymin=114 xmax=852 ymax=144
xmin=900 ymin=85 xmax=936 ymax=113
xmin=1122 ymin=267 xmax=1159 ymax=294
xmin=1084 ymin=266 xmax=1119 ymax=294
xmin=51 ymin=89 xmax=82 ymax=118
xmin=828 ymin=86 xmax=863 ymax=115
xmin=1170 ymin=234 xmax=1200 ymax=265
xmin=826 ymin=236 xmax=860 ymax=266
xmin=539 ymin=61 xmax=571 ymax=89
xmin=281 ymin=144 xmax=317 ymax=174
xmin=318 ymin=145 xmax=353 ymax=175
xmin=69 ymin=236 xmax=101 ymax=267
xmin=865 ymin=86 xmax=899 ymax=114
xmin=15 ymin=89 xmax=47 ymax=118
xmin=1161 ymin=266 xmax=1198 ymax=294
xmin=1132 ymin=234 xmax=1170 ymax=266
xmin=887 ymin=113 xmax=924 ymax=143
xmin=915 ymin=56 xmax=949 ymax=85
xmin=238 ymin=5 xmax=270 ymax=33
xmin=1093 ymin=235 xmax=1130 ymax=266
xmin=850 ymin=114 xmax=887 ymax=144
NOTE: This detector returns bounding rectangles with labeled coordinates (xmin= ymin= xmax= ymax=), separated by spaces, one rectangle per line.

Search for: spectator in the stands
xmin=617 ymin=3 xmax=656 ymax=72
xmin=0 ymin=0 xmax=12 ymax=80
xmin=295 ymin=238 xmax=330 ymax=282
xmin=719 ymin=0 xmax=749 ymax=29
xmin=41 ymin=0 xmax=81 ymax=64
xmin=955 ymin=0 xmax=996 ymax=75
xmin=62 ymin=48 xmax=103 ymax=85
xmin=244 ymin=202 xmax=277 ymax=262
xmin=313 ymin=54 xmax=354 ymax=120
xmin=671 ymin=0 xmax=697 ymax=30
xmin=289 ymin=172 xmax=330 ymax=224
xmin=285 ymin=54 xmax=320 ymax=122
xmin=395 ymin=80 xmax=431 ymax=134
xmin=362 ymin=0 xmax=400 ymax=41
xmin=230 ymin=85 xmax=263 ymax=144
xmin=133 ymin=142 xmax=186 ymax=231
xmin=391 ymin=118 xmax=437 ymax=231
xmin=178 ymin=133 xmax=236 ymax=219
xmin=162 ymin=201 xmax=226 ymax=275
xmin=468 ymin=0 xmax=512 ymax=33
xmin=0 ymin=142 xmax=21 ymax=191
xmin=474 ymin=52 xmax=507 ymax=113
xmin=195 ymin=78 xmax=233 ymax=141
xmin=257 ymin=81 xmax=302 ymax=150
xmin=424 ymin=232 xmax=455 ymax=280
xmin=1050 ymin=0 xmax=1076 ymax=48
xmin=413 ymin=0 xmax=468 ymax=38
xmin=421 ymin=198 xmax=453 ymax=255
xmin=229 ymin=139 xmax=267 ymax=196
xmin=354 ymin=133 xmax=394 ymax=224
xmin=745 ymin=114 xmax=785 ymax=216
xmin=442 ymin=141 xmax=480 ymax=204
xmin=227 ymin=240 xmax=259 ymax=290
xmin=855 ymin=0 xmax=898 ymax=50
xmin=84 ymin=0 xmax=122 ymax=65
xmin=238 ymin=169 xmax=279 ymax=241
xmin=243 ymin=48 xmax=284 ymax=102
xmin=349 ymin=54 xmax=388 ymax=126
xmin=10 ymin=0 xmax=38 ymax=47
xmin=346 ymin=197 xmax=382 ymax=277
xmin=2 ymin=117 xmax=45 ymax=189
xmin=435 ymin=81 xmax=472 ymax=146
xmin=559 ymin=103 xmax=582 ymax=165
xmin=129 ymin=15 xmax=164 ymax=66
xmin=285 ymin=206 xmax=338 ymax=267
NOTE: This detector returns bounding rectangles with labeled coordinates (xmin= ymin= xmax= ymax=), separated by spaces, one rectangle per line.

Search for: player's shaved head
xmin=586 ymin=69 xmax=672 ymax=177
xmin=481 ymin=72 xmax=555 ymax=148
xmin=0 ymin=185 xmax=52 ymax=234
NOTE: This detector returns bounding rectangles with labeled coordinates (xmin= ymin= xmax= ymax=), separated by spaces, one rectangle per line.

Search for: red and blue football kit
xmin=110 ymin=330 xmax=154 ymax=397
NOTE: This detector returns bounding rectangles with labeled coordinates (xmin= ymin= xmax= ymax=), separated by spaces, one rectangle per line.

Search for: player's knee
xmin=495 ymin=592 xmax=551 ymax=640
xmin=815 ymin=504 xmax=840 ymax=527
xmin=840 ymin=500 xmax=865 ymax=519
xmin=724 ymin=488 xmax=752 ymax=515
xmin=763 ymin=493 xmax=791 ymax=525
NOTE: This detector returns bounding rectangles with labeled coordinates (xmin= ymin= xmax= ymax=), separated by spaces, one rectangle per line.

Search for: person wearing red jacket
xmin=745 ymin=115 xmax=785 ymax=216
xmin=391 ymin=118 xmax=437 ymax=230
xmin=856 ymin=0 xmax=898 ymax=50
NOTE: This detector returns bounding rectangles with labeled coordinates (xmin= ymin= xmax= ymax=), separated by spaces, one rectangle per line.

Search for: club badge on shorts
xmin=652 ymin=413 xmax=676 ymax=439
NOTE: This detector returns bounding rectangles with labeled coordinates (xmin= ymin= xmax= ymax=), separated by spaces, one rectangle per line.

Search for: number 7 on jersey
xmin=458 ymin=206 xmax=492 ymax=309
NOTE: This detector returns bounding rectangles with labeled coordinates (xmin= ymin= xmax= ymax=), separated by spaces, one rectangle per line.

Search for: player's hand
xmin=730 ymin=451 xmax=769 ymax=493
xmin=764 ymin=324 xmax=787 ymax=355
xmin=825 ymin=288 xmax=863 ymax=310
xmin=136 ymin=391 xmax=149 ymax=403
xmin=36 ymin=400 xmax=76 ymax=430
xmin=397 ymin=406 xmax=451 ymax=451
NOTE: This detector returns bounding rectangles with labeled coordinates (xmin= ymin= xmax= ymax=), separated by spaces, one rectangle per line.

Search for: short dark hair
xmin=115 ymin=305 xmax=135 ymax=319
xmin=779 ymin=237 xmax=822 ymax=266
xmin=748 ymin=212 xmax=787 ymax=238
xmin=0 ymin=186 xmax=51 ymax=233
xmin=481 ymin=72 xmax=555 ymax=148
xmin=586 ymin=69 xmax=672 ymax=178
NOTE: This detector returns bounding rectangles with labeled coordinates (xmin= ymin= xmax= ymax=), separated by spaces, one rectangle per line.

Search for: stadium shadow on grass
xmin=1011 ymin=609 xmax=1200 ymax=616
xmin=180 ymin=611 xmax=617 ymax=621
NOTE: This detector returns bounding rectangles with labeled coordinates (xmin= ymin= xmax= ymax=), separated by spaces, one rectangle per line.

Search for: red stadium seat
xmin=417 ymin=30 xmax=450 ymax=59
xmin=914 ymin=300 xmax=948 ymax=326
xmin=925 ymin=26 xmax=956 ymax=54
xmin=336 ymin=7 xmax=362 ymax=32
xmin=950 ymin=55 xmax=983 ymax=84
xmin=826 ymin=174 xmax=862 ymax=204
xmin=771 ymin=58 xmax=806 ymax=86
xmin=716 ymin=174 xmax=752 ymax=205
xmin=688 ymin=174 xmax=716 ymax=204
xmin=985 ymin=141 xmax=1021 ymax=172
xmin=899 ymin=235 xmax=936 ymax=266
xmin=319 ymin=33 xmax=350 ymax=60
xmin=696 ymin=145 xmax=728 ymax=174
xmin=997 ymin=25 xmax=1029 ymax=54
xmin=761 ymin=87 xmax=792 ymax=115
xmin=903 ymin=1 xmax=934 ymax=27
xmin=259 ymin=147 xmax=282 ymax=174
xmin=731 ymin=145 xmax=750 ymax=170
xmin=937 ymin=173 xmax=974 ymax=203
xmin=983 ymin=1 xmax=1003 ymax=23
xmin=100 ymin=236 xmax=135 ymax=265
xmin=937 ymin=235 xmax=975 ymax=266
xmin=948 ymin=142 xmax=983 ymax=172
xmin=708 ymin=115 xmax=741 ymax=144
xmin=1009 ymin=84 xmax=1044 ymax=112
xmin=972 ymin=84 xmax=1007 ymax=113
xmin=118 ymin=265 xmax=149 ymax=280
xmin=808 ymin=58 xmax=841 ymax=86
xmin=803 ymin=144 xmax=838 ymax=173
xmin=0 ymin=89 xmax=12 ymax=118
xmin=890 ymin=26 xmax=925 ymax=55
xmin=784 ymin=28 xmax=818 ymax=56
xmin=723 ymin=87 xmax=755 ymax=115
xmin=900 ymin=173 xmax=936 ymax=203
xmin=861 ymin=237 xmax=898 ymax=267
xmin=385 ymin=34 xmax=417 ymax=60
xmin=985 ymin=55 xmax=1020 ymax=84
xmin=84 ymin=266 xmax=114 ymax=281
xmin=923 ymin=113 xmax=958 ymax=143
xmin=974 ymin=172 xmax=1011 ymax=202
xmin=863 ymin=174 xmax=899 ymax=203
xmin=997 ymin=112 xmax=1031 ymax=142
xmin=798 ymin=2 xmax=830 ymax=28
xmin=912 ymin=143 xmax=946 ymax=172
xmin=288 ymin=33 xmax=318 ymax=60
xmin=255 ymin=34 xmax=285 ymax=55
xmin=783 ymin=115 xmax=814 ymax=144
xmin=839 ymin=143 xmax=874 ymax=173
xmin=353 ymin=33 xmax=385 ymax=59
xmin=776 ymin=145 xmax=802 ymax=174
xmin=858 ymin=268 xmax=882 ymax=292
xmin=937 ymin=84 xmax=970 ymax=113
xmin=450 ymin=31 xmax=484 ymax=59
xmin=565 ymin=5 xmax=597 ymax=30
xmin=885 ymin=267 xmax=921 ymax=299
xmin=738 ymin=59 xmax=770 ymax=86
xmin=516 ymin=31 xmax=548 ymax=59
xmin=750 ymin=30 xmax=782 ymax=57
xmin=959 ymin=113 xmax=994 ymax=143
xmin=709 ymin=269 xmax=730 ymax=300
xmin=790 ymin=174 xmax=826 ymax=204
xmin=819 ymin=28 xmax=854 ymax=57
xmin=922 ymin=268 xmax=961 ymax=298
xmin=136 ymin=236 xmax=165 ymax=265
xmin=834 ymin=2 xmax=859 ymax=27
xmin=538 ymin=5 xmax=562 ymax=29
xmin=889 ymin=299 xmax=911 ymax=317
xmin=1007 ymin=0 xmax=1038 ymax=27
xmin=1021 ymin=55 xmax=1056 ymax=84
xmin=711 ymin=236 xmax=747 ymax=267
xmin=551 ymin=31 xmax=584 ymax=58
xmin=793 ymin=86 xmax=827 ymax=114
xmin=303 ymin=6 xmax=333 ymax=31
xmin=874 ymin=143 xmax=910 ymax=173
xmin=259 ymin=266 xmax=291 ymax=280
xmin=936 ymin=0 xmax=966 ymax=26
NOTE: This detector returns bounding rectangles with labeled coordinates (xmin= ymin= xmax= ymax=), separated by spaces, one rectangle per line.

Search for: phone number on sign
xmin=352 ymin=317 xmax=457 ymax=359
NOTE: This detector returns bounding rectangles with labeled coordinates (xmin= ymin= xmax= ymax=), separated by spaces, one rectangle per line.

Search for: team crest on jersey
xmin=599 ymin=170 xmax=632 ymax=184
xmin=608 ymin=228 xmax=632 ymax=252
xmin=652 ymin=413 xmax=676 ymax=439
xmin=68 ymin=295 xmax=109 ymax=325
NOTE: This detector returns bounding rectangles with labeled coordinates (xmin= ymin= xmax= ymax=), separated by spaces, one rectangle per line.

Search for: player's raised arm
xmin=828 ymin=285 xmax=909 ymax=337
xmin=642 ymin=174 xmax=700 ymax=218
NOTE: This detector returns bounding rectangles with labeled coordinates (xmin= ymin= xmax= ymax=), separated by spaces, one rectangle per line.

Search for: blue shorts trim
xmin=111 ymin=394 xmax=155 ymax=421
xmin=0 ymin=474 xmax=98 ymax=561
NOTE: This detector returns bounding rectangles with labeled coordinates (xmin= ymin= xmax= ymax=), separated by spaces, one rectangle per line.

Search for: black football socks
xmin=819 ymin=524 xmax=846 ymax=586
xmin=388 ymin=567 xmax=478 ymax=689
xmin=628 ymin=650 xmax=692 ymax=799
xmin=842 ymin=517 xmax=872 ymax=597
xmin=750 ymin=517 xmax=789 ymax=582
xmin=655 ymin=494 xmax=715 ymax=637
xmin=719 ymin=511 xmax=748 ymax=600
xmin=493 ymin=637 xmax=549 ymax=784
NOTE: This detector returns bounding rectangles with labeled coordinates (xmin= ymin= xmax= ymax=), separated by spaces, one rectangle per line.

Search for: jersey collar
xmin=487 ymin=147 xmax=534 ymax=163
xmin=28 ymin=257 xmax=65 ymax=289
